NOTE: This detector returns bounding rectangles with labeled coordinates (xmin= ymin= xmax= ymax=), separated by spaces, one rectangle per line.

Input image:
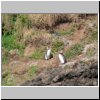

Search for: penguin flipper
xmin=64 ymin=57 xmax=67 ymax=63
xmin=50 ymin=54 xmax=53 ymax=59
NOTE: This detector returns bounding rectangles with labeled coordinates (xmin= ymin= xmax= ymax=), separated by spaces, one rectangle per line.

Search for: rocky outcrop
xmin=21 ymin=59 xmax=98 ymax=86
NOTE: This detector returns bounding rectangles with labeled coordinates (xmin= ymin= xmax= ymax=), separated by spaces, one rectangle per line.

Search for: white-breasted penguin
xmin=45 ymin=47 xmax=53 ymax=60
xmin=58 ymin=51 xmax=66 ymax=64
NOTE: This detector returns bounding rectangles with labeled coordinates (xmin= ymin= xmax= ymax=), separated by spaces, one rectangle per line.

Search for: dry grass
xmin=24 ymin=31 xmax=52 ymax=47
xmin=28 ymin=14 xmax=80 ymax=29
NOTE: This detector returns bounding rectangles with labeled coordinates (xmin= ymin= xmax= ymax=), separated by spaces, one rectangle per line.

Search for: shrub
xmin=52 ymin=40 xmax=64 ymax=53
xmin=2 ymin=14 xmax=17 ymax=35
xmin=2 ymin=34 xmax=25 ymax=53
xmin=2 ymin=71 xmax=16 ymax=86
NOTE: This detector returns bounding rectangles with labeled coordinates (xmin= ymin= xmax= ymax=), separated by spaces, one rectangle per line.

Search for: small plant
xmin=52 ymin=40 xmax=64 ymax=53
xmin=58 ymin=28 xmax=75 ymax=36
xmin=2 ymin=71 xmax=16 ymax=86
xmin=2 ymin=48 xmax=10 ymax=64
xmin=2 ymin=54 xmax=9 ymax=65
xmin=28 ymin=65 xmax=37 ymax=77
xmin=17 ymin=14 xmax=32 ymax=29
xmin=29 ymin=49 xmax=44 ymax=60
xmin=65 ymin=43 xmax=84 ymax=59
xmin=91 ymin=31 xmax=98 ymax=41
xmin=86 ymin=48 xmax=96 ymax=58
xmin=83 ymin=30 xmax=98 ymax=44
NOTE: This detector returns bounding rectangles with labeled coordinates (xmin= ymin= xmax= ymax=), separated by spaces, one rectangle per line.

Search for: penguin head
xmin=46 ymin=46 xmax=51 ymax=50
xmin=59 ymin=50 xmax=63 ymax=55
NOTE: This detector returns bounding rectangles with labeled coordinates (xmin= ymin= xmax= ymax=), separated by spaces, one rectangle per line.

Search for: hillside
xmin=2 ymin=14 xmax=98 ymax=86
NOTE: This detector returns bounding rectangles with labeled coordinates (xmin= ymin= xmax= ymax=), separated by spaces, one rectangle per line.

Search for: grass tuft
xmin=2 ymin=71 xmax=16 ymax=86
xmin=52 ymin=40 xmax=64 ymax=53
xmin=65 ymin=43 xmax=84 ymax=59
xmin=58 ymin=28 xmax=75 ymax=36
xmin=28 ymin=65 xmax=37 ymax=77
xmin=29 ymin=49 xmax=44 ymax=60
xmin=86 ymin=48 xmax=96 ymax=58
xmin=83 ymin=31 xmax=98 ymax=44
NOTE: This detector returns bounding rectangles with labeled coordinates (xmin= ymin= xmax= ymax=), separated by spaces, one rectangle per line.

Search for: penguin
xmin=58 ymin=51 xmax=66 ymax=64
xmin=45 ymin=47 xmax=53 ymax=60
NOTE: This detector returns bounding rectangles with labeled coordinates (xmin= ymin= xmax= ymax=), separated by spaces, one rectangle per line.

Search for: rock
xmin=61 ymin=60 xmax=77 ymax=68
xmin=21 ymin=60 xmax=98 ymax=86
xmin=88 ymin=23 xmax=95 ymax=28
xmin=93 ymin=80 xmax=98 ymax=86
xmin=83 ymin=43 xmax=97 ymax=54
xmin=53 ymin=75 xmax=60 ymax=82
xmin=21 ymin=47 xmax=98 ymax=86
xmin=53 ymin=74 xmax=65 ymax=83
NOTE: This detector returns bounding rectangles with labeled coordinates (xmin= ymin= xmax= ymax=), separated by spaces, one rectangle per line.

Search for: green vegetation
xmin=14 ymin=14 xmax=32 ymax=40
xmin=58 ymin=28 xmax=75 ymax=36
xmin=83 ymin=31 xmax=98 ymax=44
xmin=2 ymin=71 xmax=16 ymax=86
xmin=29 ymin=49 xmax=44 ymax=60
xmin=2 ymin=53 xmax=9 ymax=64
xmin=2 ymin=14 xmax=17 ymax=36
xmin=2 ymin=34 xmax=25 ymax=53
xmin=52 ymin=40 xmax=64 ymax=53
xmin=91 ymin=31 xmax=98 ymax=41
xmin=28 ymin=65 xmax=37 ymax=77
xmin=2 ymin=14 xmax=73 ymax=36
xmin=65 ymin=43 xmax=84 ymax=59
xmin=2 ymin=34 xmax=25 ymax=64
xmin=17 ymin=14 xmax=31 ymax=28
xmin=2 ymin=48 xmax=10 ymax=64
xmin=2 ymin=14 xmax=31 ymax=35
